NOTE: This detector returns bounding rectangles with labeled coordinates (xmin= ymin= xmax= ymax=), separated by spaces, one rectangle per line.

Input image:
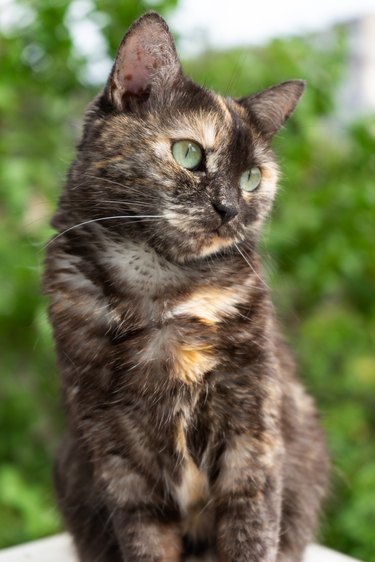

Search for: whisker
xmin=79 ymin=174 xmax=127 ymax=190
xmin=43 ymin=215 xmax=172 ymax=250
xmin=97 ymin=200 xmax=162 ymax=208
xmin=234 ymin=243 xmax=267 ymax=288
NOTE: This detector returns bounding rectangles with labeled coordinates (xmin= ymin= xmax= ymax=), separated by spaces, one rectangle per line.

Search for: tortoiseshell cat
xmin=44 ymin=12 xmax=329 ymax=562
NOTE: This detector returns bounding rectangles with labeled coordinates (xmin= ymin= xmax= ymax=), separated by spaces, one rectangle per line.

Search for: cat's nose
xmin=212 ymin=201 xmax=239 ymax=225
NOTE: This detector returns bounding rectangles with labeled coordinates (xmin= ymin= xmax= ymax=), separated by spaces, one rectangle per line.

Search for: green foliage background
xmin=1 ymin=1 xmax=374 ymax=559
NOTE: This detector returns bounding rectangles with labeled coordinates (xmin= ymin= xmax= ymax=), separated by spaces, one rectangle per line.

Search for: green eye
xmin=240 ymin=167 xmax=262 ymax=192
xmin=172 ymin=140 xmax=203 ymax=170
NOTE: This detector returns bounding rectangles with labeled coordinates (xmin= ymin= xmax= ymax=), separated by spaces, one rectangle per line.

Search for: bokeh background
xmin=0 ymin=0 xmax=374 ymax=559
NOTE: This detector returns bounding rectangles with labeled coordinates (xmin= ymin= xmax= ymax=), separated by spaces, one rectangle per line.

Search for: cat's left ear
xmin=106 ymin=12 xmax=182 ymax=110
xmin=238 ymin=80 xmax=306 ymax=139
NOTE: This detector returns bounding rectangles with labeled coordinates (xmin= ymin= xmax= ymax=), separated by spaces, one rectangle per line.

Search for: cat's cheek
xmin=163 ymin=209 xmax=196 ymax=235
xmin=259 ymin=162 xmax=279 ymax=198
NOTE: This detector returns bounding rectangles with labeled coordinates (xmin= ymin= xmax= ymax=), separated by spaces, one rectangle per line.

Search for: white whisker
xmin=234 ymin=243 xmax=267 ymax=288
xmin=44 ymin=215 xmax=171 ymax=250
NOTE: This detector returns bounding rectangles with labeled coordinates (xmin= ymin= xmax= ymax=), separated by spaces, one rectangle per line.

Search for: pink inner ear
xmin=116 ymin=35 xmax=158 ymax=95
xmin=109 ymin=15 xmax=181 ymax=106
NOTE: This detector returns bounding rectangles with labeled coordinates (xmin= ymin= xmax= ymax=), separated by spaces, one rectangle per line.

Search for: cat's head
xmin=66 ymin=12 xmax=304 ymax=264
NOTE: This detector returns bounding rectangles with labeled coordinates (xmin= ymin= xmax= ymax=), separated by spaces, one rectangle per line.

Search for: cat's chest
xmin=99 ymin=240 xmax=254 ymax=384
xmin=119 ymin=283 xmax=251 ymax=385
xmin=98 ymin=238 xmax=253 ymax=317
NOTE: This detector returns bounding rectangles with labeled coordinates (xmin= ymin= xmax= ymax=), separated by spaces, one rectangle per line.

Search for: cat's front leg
xmin=95 ymin=454 xmax=182 ymax=562
xmin=112 ymin=507 xmax=181 ymax=562
xmin=214 ymin=432 xmax=283 ymax=562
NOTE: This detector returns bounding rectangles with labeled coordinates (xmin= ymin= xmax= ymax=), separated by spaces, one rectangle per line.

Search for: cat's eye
xmin=172 ymin=140 xmax=203 ymax=170
xmin=240 ymin=167 xmax=262 ymax=192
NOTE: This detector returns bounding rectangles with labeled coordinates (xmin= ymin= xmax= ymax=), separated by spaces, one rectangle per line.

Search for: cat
xmin=44 ymin=11 xmax=329 ymax=562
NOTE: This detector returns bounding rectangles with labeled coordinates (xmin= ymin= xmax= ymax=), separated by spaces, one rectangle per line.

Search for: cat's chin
xmin=164 ymin=232 xmax=238 ymax=265
xmin=197 ymin=233 xmax=236 ymax=259
xmin=192 ymin=221 xmax=248 ymax=260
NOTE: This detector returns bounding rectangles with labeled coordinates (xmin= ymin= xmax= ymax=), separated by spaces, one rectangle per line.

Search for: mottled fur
xmin=44 ymin=12 xmax=329 ymax=562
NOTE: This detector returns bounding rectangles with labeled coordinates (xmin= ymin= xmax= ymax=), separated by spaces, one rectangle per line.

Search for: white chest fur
xmin=98 ymin=239 xmax=185 ymax=296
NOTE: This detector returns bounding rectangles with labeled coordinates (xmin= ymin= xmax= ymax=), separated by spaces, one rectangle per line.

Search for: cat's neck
xmin=95 ymin=234 xmax=261 ymax=299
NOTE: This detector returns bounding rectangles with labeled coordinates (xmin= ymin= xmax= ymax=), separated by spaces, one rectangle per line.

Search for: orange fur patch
xmin=172 ymin=342 xmax=217 ymax=385
xmin=172 ymin=285 xmax=246 ymax=326
xmin=175 ymin=415 xmax=188 ymax=455
xmin=173 ymin=427 xmax=213 ymax=538
xmin=93 ymin=155 xmax=124 ymax=169
xmin=198 ymin=234 xmax=234 ymax=258
xmin=177 ymin=455 xmax=209 ymax=509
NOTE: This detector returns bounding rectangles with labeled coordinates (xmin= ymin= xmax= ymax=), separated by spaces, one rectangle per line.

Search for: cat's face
xmin=67 ymin=13 xmax=304 ymax=264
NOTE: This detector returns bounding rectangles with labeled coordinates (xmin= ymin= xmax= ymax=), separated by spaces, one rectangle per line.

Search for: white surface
xmin=0 ymin=533 xmax=362 ymax=562
xmin=304 ymin=544 xmax=362 ymax=562
xmin=0 ymin=535 xmax=75 ymax=562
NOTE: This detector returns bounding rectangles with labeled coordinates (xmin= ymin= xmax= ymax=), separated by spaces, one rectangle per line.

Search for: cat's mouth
xmin=214 ymin=225 xmax=233 ymax=238
xmin=213 ymin=217 xmax=243 ymax=239
xmin=159 ymin=208 xmax=244 ymax=262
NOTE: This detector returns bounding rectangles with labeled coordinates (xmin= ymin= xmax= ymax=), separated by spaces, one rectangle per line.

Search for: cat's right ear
xmin=237 ymin=80 xmax=306 ymax=139
xmin=105 ymin=12 xmax=182 ymax=111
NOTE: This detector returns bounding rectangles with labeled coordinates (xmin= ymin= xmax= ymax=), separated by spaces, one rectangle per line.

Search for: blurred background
xmin=0 ymin=0 xmax=374 ymax=559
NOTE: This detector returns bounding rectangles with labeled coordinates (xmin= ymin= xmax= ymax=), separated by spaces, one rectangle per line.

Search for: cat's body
xmin=44 ymin=13 xmax=328 ymax=562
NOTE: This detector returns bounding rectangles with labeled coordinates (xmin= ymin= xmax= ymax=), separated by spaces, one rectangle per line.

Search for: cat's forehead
xmin=154 ymin=93 xmax=254 ymax=152
xmin=102 ymin=87 xmax=268 ymax=174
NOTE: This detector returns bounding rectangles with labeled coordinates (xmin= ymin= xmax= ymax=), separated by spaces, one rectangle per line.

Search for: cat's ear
xmin=106 ymin=12 xmax=182 ymax=110
xmin=238 ymin=80 xmax=306 ymax=139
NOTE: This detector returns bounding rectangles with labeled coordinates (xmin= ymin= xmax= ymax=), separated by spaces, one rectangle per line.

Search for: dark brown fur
xmin=44 ymin=12 xmax=329 ymax=562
